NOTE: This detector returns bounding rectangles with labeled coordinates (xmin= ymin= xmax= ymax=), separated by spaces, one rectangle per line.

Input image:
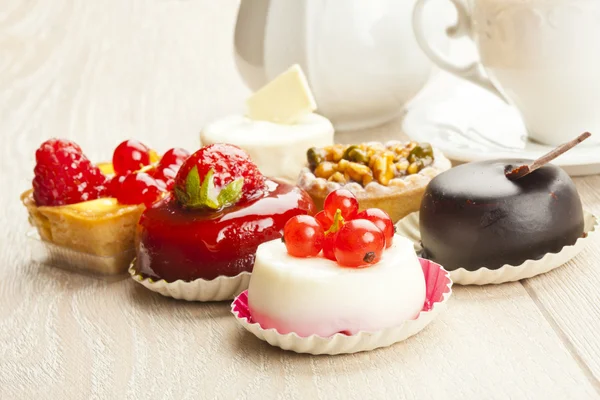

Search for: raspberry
xmin=174 ymin=144 xmax=266 ymax=209
xmin=32 ymin=139 xmax=108 ymax=206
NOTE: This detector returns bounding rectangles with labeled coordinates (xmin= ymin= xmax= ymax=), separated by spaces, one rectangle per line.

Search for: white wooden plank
xmin=522 ymin=176 xmax=600 ymax=384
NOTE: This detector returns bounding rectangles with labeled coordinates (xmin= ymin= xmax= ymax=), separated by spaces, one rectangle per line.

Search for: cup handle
xmin=413 ymin=0 xmax=509 ymax=104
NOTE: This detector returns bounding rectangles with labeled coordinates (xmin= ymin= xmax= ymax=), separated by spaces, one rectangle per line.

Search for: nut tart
xmin=297 ymin=141 xmax=451 ymax=222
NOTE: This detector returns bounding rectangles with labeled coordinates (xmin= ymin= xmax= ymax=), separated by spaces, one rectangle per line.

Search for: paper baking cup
xmin=396 ymin=211 xmax=598 ymax=285
xmin=231 ymin=258 xmax=452 ymax=355
xmin=129 ymin=261 xmax=251 ymax=302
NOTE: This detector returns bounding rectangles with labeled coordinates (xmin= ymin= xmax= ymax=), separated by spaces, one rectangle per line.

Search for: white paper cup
xmin=396 ymin=211 xmax=598 ymax=285
xmin=129 ymin=261 xmax=251 ymax=301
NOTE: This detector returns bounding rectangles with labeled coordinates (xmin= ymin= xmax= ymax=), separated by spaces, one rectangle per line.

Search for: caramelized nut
xmin=314 ymin=161 xmax=337 ymax=179
xmin=330 ymin=145 xmax=345 ymax=162
xmin=346 ymin=162 xmax=373 ymax=183
xmin=396 ymin=160 xmax=409 ymax=171
xmin=373 ymin=153 xmax=395 ymax=185
xmin=328 ymin=171 xmax=346 ymax=184
xmin=407 ymin=162 xmax=420 ymax=175
xmin=337 ymin=159 xmax=350 ymax=172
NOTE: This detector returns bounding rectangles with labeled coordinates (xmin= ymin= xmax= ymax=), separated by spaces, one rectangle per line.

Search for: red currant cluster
xmin=283 ymin=189 xmax=395 ymax=268
xmin=109 ymin=140 xmax=190 ymax=207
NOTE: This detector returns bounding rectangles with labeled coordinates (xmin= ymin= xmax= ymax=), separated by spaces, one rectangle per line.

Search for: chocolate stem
xmin=505 ymin=132 xmax=592 ymax=180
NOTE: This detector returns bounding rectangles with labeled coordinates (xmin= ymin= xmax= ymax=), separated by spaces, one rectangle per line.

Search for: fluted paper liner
xmin=129 ymin=260 xmax=251 ymax=302
xmin=396 ymin=210 xmax=598 ymax=285
xmin=231 ymin=258 xmax=452 ymax=355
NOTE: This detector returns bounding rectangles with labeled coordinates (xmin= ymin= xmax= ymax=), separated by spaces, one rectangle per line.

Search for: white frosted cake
xmin=248 ymin=234 xmax=426 ymax=337
xmin=201 ymin=114 xmax=334 ymax=181
xmin=200 ymin=64 xmax=334 ymax=181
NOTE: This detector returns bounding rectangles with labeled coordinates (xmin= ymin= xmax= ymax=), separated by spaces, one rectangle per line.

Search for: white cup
xmin=413 ymin=0 xmax=600 ymax=146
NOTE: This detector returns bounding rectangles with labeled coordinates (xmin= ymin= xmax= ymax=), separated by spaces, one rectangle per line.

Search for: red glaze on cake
xmin=134 ymin=144 xmax=315 ymax=282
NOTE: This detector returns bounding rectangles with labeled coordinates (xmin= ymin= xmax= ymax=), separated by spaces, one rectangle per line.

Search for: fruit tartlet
xmin=22 ymin=138 xmax=189 ymax=275
xmin=297 ymin=141 xmax=452 ymax=222
xmin=130 ymin=143 xmax=315 ymax=301
xmin=232 ymin=189 xmax=452 ymax=353
xmin=200 ymin=65 xmax=334 ymax=182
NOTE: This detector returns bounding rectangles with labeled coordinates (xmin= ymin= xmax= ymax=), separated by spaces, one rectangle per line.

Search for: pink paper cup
xmin=231 ymin=258 xmax=452 ymax=355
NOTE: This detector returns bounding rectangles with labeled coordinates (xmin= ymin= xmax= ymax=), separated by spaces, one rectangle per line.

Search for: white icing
xmin=200 ymin=114 xmax=334 ymax=181
xmin=248 ymin=234 xmax=426 ymax=337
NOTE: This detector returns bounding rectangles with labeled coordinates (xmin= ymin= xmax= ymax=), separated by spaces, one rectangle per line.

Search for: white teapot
xmin=234 ymin=0 xmax=453 ymax=130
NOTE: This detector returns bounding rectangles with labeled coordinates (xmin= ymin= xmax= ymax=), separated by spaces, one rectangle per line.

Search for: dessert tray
xmin=396 ymin=211 xmax=599 ymax=285
xmin=231 ymin=258 xmax=452 ymax=355
xmin=403 ymin=73 xmax=600 ymax=177
xmin=129 ymin=261 xmax=251 ymax=302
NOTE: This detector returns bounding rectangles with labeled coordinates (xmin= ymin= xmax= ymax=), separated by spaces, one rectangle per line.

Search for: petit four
xmin=23 ymin=138 xmax=189 ymax=275
xmin=420 ymin=159 xmax=585 ymax=271
xmin=246 ymin=189 xmax=426 ymax=337
xmin=298 ymin=141 xmax=451 ymax=222
xmin=200 ymin=65 xmax=334 ymax=181
xmin=133 ymin=143 xmax=315 ymax=283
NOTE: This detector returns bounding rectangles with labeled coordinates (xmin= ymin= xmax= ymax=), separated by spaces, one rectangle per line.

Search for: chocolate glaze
xmin=419 ymin=159 xmax=584 ymax=271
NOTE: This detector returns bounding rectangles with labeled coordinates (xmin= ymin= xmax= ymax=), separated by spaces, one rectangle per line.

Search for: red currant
xmin=107 ymin=174 xmax=127 ymax=197
xmin=323 ymin=189 xmax=359 ymax=220
xmin=355 ymin=208 xmax=394 ymax=248
xmin=154 ymin=148 xmax=189 ymax=191
xmin=283 ymin=215 xmax=325 ymax=257
xmin=112 ymin=140 xmax=153 ymax=175
xmin=314 ymin=210 xmax=333 ymax=230
xmin=157 ymin=148 xmax=190 ymax=169
xmin=322 ymin=232 xmax=337 ymax=261
xmin=116 ymin=172 xmax=166 ymax=207
xmin=334 ymin=219 xmax=385 ymax=268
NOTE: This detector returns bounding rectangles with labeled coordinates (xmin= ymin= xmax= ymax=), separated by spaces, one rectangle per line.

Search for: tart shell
xmin=231 ymin=258 xmax=452 ymax=355
xmin=22 ymin=190 xmax=143 ymax=275
xmin=396 ymin=210 xmax=599 ymax=285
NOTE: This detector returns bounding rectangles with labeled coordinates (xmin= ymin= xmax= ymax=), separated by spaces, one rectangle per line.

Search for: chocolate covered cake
xmin=419 ymin=159 xmax=584 ymax=271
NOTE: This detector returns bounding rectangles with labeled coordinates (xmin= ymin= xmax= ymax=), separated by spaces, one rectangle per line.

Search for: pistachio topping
xmin=307 ymin=141 xmax=435 ymax=187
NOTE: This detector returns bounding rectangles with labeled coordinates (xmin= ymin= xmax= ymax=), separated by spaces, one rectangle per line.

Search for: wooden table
xmin=2 ymin=1 xmax=600 ymax=399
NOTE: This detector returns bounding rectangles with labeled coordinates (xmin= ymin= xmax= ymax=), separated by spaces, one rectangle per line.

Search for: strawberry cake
xmin=133 ymin=143 xmax=316 ymax=282
xmin=246 ymin=189 xmax=427 ymax=337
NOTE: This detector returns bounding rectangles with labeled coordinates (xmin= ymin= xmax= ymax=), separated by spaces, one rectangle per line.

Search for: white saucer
xmin=403 ymin=72 xmax=600 ymax=176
